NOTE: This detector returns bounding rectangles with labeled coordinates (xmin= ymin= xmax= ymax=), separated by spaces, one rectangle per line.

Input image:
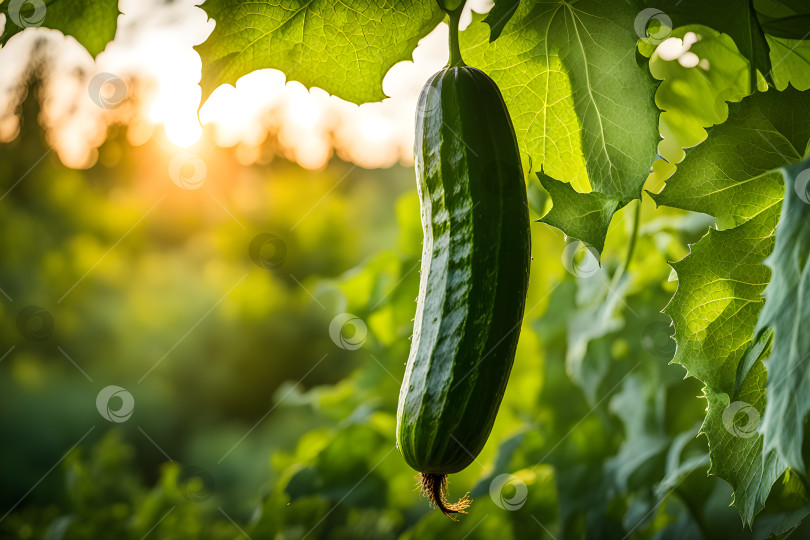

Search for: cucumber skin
xmin=396 ymin=66 xmax=531 ymax=475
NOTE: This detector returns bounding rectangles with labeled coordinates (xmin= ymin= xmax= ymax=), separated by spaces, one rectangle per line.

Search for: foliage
xmin=3 ymin=0 xmax=810 ymax=538
xmin=655 ymin=85 xmax=810 ymax=524
xmin=757 ymin=157 xmax=810 ymax=478
xmin=461 ymin=1 xmax=659 ymax=254
xmin=0 ymin=0 xmax=119 ymax=57
xmin=482 ymin=0 xmax=520 ymax=42
xmin=195 ymin=0 xmax=444 ymax=104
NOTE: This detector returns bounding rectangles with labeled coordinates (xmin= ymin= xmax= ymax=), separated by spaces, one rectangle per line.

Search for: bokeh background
xmin=0 ymin=1 xmax=795 ymax=539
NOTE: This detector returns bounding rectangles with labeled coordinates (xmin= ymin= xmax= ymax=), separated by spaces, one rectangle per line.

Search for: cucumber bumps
xmin=395 ymin=2 xmax=531 ymax=519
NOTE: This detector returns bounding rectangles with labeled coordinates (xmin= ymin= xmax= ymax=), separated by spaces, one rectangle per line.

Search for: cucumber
xmin=395 ymin=3 xmax=531 ymax=519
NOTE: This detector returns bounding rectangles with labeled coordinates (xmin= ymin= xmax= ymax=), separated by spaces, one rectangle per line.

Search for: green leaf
xmin=285 ymin=424 xmax=390 ymax=507
xmin=666 ymin=207 xmax=778 ymax=397
xmin=648 ymin=25 xmax=755 ymax=165
xmin=194 ymin=0 xmax=444 ymax=105
xmin=651 ymin=89 xmax=810 ymax=230
xmin=606 ymin=374 xmax=669 ymax=491
xmin=761 ymin=14 xmax=810 ymax=40
xmin=732 ymin=327 xmax=773 ymax=401
xmin=658 ymin=89 xmax=810 ymax=523
xmin=767 ymin=35 xmax=810 ymax=91
xmin=752 ymin=506 xmax=810 ymax=540
xmin=461 ymin=0 xmax=659 ymax=252
xmin=652 ymin=1 xmax=810 ymax=90
xmin=665 ymin=206 xmax=786 ymax=524
xmin=536 ymin=172 xmax=623 ymax=254
xmin=0 ymin=0 xmax=120 ymax=57
xmin=655 ymin=0 xmax=771 ymax=90
xmin=483 ymin=0 xmax=520 ymax=42
xmin=701 ymin=366 xmax=785 ymax=525
xmin=756 ymin=155 xmax=810 ymax=476
xmin=749 ymin=468 xmax=810 ymax=538
xmin=757 ymin=0 xmax=810 ymax=39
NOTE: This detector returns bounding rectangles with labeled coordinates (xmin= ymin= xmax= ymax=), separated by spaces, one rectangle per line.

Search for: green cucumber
xmin=395 ymin=3 xmax=531 ymax=519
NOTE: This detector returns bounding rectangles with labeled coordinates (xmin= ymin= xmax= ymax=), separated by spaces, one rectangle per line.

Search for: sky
xmin=0 ymin=0 xmax=493 ymax=169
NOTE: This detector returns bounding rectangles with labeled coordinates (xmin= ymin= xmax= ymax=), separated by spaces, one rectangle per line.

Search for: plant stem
xmin=437 ymin=0 xmax=466 ymax=67
xmin=610 ymin=199 xmax=641 ymax=289
xmin=622 ymin=199 xmax=641 ymax=276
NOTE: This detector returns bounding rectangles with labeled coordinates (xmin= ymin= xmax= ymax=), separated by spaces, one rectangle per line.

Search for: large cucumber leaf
xmin=461 ymin=0 xmax=659 ymax=254
xmin=652 ymin=0 xmax=772 ymax=91
xmin=657 ymin=89 xmax=810 ymax=523
xmin=651 ymin=89 xmax=810 ymax=229
xmin=195 ymin=0 xmax=444 ymax=105
xmin=0 ymin=0 xmax=120 ymax=57
xmin=649 ymin=0 xmax=810 ymax=90
xmin=665 ymin=204 xmax=785 ymax=524
xmin=647 ymin=25 xmax=759 ymax=171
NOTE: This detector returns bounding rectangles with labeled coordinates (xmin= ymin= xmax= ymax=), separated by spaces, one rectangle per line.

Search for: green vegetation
xmin=2 ymin=0 xmax=810 ymax=538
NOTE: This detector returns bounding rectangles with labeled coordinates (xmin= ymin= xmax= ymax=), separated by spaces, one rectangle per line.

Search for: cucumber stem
xmin=447 ymin=10 xmax=465 ymax=67
xmin=437 ymin=0 xmax=466 ymax=67
xmin=419 ymin=473 xmax=471 ymax=520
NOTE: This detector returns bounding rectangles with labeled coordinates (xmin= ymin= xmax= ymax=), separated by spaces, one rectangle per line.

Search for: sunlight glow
xmin=0 ymin=0 xmax=495 ymax=169
xmin=656 ymin=32 xmax=704 ymax=69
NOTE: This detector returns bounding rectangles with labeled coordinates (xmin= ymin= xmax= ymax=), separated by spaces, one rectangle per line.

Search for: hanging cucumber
xmin=395 ymin=0 xmax=531 ymax=519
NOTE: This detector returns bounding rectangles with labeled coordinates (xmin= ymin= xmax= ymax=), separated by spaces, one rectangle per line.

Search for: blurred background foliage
xmin=1 ymin=21 xmax=809 ymax=540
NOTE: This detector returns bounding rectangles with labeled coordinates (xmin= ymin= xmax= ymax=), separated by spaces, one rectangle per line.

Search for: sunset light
xmin=4 ymin=0 xmax=810 ymax=537
xmin=0 ymin=0 xmax=477 ymax=169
